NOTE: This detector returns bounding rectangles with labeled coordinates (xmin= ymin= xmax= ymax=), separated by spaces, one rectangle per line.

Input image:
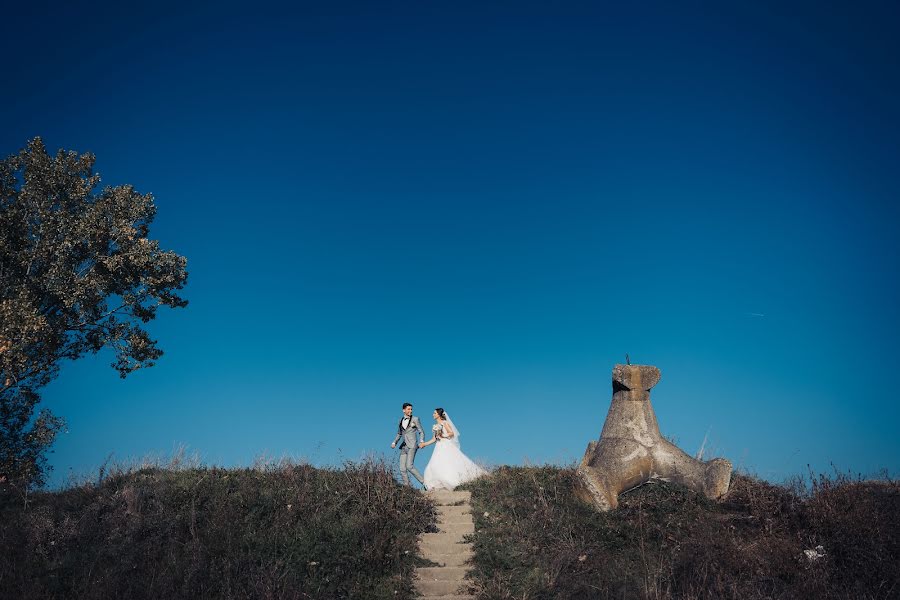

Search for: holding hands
xmin=395 ymin=408 xmax=455 ymax=451
xmin=419 ymin=423 xmax=443 ymax=448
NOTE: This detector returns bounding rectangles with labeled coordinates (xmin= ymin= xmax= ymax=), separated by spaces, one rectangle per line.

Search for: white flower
xmin=803 ymin=545 xmax=826 ymax=561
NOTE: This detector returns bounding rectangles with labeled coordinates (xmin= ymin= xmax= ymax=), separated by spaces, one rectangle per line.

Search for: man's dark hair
xmin=402 ymin=403 xmax=412 ymax=410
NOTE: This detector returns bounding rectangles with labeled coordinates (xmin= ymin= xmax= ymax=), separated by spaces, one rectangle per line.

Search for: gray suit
xmin=392 ymin=415 xmax=425 ymax=486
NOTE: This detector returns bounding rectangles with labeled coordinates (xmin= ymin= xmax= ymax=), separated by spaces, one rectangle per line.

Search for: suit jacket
xmin=393 ymin=415 xmax=425 ymax=449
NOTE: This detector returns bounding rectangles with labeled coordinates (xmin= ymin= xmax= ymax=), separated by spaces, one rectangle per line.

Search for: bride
xmin=419 ymin=408 xmax=486 ymax=490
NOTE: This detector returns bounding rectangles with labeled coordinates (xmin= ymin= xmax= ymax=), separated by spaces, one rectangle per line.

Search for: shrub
xmin=462 ymin=467 xmax=899 ymax=600
xmin=0 ymin=458 xmax=435 ymax=600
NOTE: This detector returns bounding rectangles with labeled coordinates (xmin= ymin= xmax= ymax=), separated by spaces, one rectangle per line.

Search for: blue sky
xmin=2 ymin=1 xmax=898 ymax=487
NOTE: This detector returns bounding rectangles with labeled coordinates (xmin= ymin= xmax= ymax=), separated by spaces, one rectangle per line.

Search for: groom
xmin=391 ymin=402 xmax=426 ymax=487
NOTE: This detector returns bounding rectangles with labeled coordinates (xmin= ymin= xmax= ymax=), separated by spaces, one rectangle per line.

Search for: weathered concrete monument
xmin=575 ymin=363 xmax=732 ymax=511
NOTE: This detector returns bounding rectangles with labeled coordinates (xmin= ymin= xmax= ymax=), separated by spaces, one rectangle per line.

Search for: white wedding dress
xmin=423 ymin=418 xmax=486 ymax=490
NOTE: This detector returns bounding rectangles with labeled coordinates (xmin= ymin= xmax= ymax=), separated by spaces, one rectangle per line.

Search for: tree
xmin=0 ymin=138 xmax=188 ymax=490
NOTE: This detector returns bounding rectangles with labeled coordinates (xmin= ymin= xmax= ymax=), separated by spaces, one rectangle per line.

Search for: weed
xmin=0 ymin=457 xmax=435 ymax=600
xmin=461 ymin=467 xmax=899 ymax=599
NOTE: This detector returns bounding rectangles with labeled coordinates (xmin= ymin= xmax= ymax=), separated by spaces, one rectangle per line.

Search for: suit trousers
xmin=399 ymin=444 xmax=424 ymax=486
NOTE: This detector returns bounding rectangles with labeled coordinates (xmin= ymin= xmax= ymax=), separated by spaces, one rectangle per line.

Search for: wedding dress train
xmin=423 ymin=420 xmax=486 ymax=490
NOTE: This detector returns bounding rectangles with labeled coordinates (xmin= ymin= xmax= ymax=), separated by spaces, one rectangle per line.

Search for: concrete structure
xmin=575 ymin=364 xmax=732 ymax=511
xmin=415 ymin=489 xmax=476 ymax=600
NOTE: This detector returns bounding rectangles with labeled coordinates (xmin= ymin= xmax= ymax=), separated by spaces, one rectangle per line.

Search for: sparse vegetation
xmin=4 ymin=460 xmax=897 ymax=600
xmin=0 ymin=457 xmax=435 ymax=600
xmin=462 ymin=466 xmax=900 ymax=600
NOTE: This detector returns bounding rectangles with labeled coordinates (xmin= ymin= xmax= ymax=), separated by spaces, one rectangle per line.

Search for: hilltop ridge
xmin=1 ymin=461 xmax=898 ymax=599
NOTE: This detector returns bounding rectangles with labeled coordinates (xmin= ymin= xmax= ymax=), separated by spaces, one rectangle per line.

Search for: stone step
xmin=420 ymin=532 xmax=470 ymax=548
xmin=422 ymin=551 xmax=474 ymax=567
xmin=416 ymin=489 xmax=475 ymax=600
xmin=436 ymin=521 xmax=475 ymax=535
xmin=420 ymin=544 xmax=473 ymax=556
xmin=416 ymin=579 xmax=469 ymax=596
xmin=416 ymin=566 xmax=469 ymax=581
xmin=437 ymin=505 xmax=472 ymax=519
xmin=436 ymin=515 xmax=473 ymax=526
xmin=436 ymin=517 xmax=474 ymax=526
xmin=427 ymin=490 xmax=471 ymax=505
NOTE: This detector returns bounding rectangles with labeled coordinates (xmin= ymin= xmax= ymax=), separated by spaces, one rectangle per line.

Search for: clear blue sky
xmin=3 ymin=1 xmax=898 ymax=487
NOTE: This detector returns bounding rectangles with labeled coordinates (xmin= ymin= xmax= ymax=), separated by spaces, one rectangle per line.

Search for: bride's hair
xmin=434 ymin=408 xmax=446 ymax=420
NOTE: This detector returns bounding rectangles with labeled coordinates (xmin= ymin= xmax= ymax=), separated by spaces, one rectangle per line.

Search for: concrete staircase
xmin=415 ymin=490 xmax=476 ymax=600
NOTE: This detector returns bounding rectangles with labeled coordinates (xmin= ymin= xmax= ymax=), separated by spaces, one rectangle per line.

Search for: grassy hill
xmin=0 ymin=459 xmax=434 ymax=600
xmin=2 ymin=461 xmax=897 ymax=599
xmin=462 ymin=466 xmax=900 ymax=600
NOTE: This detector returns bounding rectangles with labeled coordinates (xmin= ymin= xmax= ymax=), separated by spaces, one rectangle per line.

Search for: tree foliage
xmin=0 ymin=137 xmax=188 ymax=489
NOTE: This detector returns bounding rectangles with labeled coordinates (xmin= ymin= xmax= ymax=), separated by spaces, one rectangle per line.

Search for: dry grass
xmin=461 ymin=466 xmax=900 ymax=600
xmin=0 ymin=455 xmax=436 ymax=600
xmin=4 ymin=458 xmax=897 ymax=600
